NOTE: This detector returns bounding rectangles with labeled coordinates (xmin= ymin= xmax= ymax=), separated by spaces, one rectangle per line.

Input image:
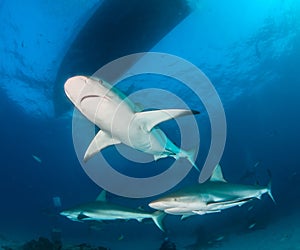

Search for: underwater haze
xmin=0 ymin=0 xmax=300 ymax=249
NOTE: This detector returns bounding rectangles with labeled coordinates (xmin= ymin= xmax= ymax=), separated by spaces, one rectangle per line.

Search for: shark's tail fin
xmin=267 ymin=169 xmax=276 ymax=204
xmin=152 ymin=211 xmax=166 ymax=232
xmin=267 ymin=179 xmax=276 ymax=204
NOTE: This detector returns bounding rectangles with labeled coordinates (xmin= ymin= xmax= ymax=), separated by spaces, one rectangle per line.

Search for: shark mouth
xmin=80 ymin=95 xmax=101 ymax=103
xmin=80 ymin=94 xmax=112 ymax=104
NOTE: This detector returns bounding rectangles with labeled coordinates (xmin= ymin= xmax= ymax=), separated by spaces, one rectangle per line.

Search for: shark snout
xmin=149 ymin=198 xmax=174 ymax=210
xmin=64 ymin=76 xmax=88 ymax=104
xmin=60 ymin=210 xmax=81 ymax=221
xmin=60 ymin=210 xmax=71 ymax=217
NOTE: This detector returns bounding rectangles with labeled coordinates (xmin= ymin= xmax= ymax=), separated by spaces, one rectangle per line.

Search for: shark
xmin=149 ymin=164 xmax=275 ymax=219
xmin=60 ymin=190 xmax=166 ymax=231
xmin=64 ymin=76 xmax=199 ymax=169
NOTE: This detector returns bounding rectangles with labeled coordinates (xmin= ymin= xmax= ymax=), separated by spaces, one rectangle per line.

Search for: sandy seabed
xmin=1 ymin=210 xmax=299 ymax=250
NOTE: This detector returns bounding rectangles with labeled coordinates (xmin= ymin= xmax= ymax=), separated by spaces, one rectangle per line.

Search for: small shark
xmin=60 ymin=190 xmax=166 ymax=231
xmin=64 ymin=76 xmax=199 ymax=169
xmin=149 ymin=164 xmax=275 ymax=219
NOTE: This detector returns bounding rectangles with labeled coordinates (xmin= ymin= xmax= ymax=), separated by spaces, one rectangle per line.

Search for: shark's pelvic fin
xmin=84 ymin=130 xmax=121 ymax=162
xmin=154 ymin=153 xmax=169 ymax=161
xmin=135 ymin=109 xmax=200 ymax=132
xmin=96 ymin=190 xmax=107 ymax=202
xmin=181 ymin=214 xmax=195 ymax=220
xmin=210 ymin=164 xmax=227 ymax=182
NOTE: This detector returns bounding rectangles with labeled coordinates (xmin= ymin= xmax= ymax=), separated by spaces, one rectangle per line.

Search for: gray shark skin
xmin=60 ymin=191 xmax=166 ymax=231
xmin=64 ymin=76 xmax=199 ymax=169
xmin=149 ymin=164 xmax=275 ymax=219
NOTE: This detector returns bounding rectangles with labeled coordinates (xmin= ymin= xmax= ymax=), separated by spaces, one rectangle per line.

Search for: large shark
xmin=64 ymin=76 xmax=199 ymax=168
xmin=149 ymin=164 xmax=275 ymax=219
xmin=60 ymin=190 xmax=166 ymax=231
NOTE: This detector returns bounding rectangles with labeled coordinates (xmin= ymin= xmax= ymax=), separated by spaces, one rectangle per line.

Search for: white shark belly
xmin=80 ymin=94 xmax=134 ymax=132
xmin=131 ymin=127 xmax=181 ymax=158
xmin=83 ymin=209 xmax=150 ymax=222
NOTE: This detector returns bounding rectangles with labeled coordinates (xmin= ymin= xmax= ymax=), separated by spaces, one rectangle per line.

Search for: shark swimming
xmin=149 ymin=164 xmax=275 ymax=219
xmin=64 ymin=76 xmax=199 ymax=169
xmin=60 ymin=190 xmax=166 ymax=231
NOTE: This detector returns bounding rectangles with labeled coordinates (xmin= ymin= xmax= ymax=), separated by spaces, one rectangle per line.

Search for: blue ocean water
xmin=0 ymin=0 xmax=300 ymax=249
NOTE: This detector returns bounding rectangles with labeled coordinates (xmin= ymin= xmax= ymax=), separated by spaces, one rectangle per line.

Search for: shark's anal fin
xmin=135 ymin=109 xmax=200 ymax=132
xmin=84 ymin=130 xmax=121 ymax=162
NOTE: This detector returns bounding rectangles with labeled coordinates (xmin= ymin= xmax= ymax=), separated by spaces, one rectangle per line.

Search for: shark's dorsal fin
xmin=134 ymin=102 xmax=144 ymax=112
xmin=134 ymin=109 xmax=200 ymax=132
xmin=96 ymin=190 xmax=107 ymax=202
xmin=210 ymin=164 xmax=227 ymax=182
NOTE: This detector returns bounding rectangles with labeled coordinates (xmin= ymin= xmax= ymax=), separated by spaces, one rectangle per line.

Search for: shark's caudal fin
xmin=266 ymin=169 xmax=276 ymax=204
xmin=151 ymin=211 xmax=166 ymax=232
xmin=267 ymin=179 xmax=276 ymax=204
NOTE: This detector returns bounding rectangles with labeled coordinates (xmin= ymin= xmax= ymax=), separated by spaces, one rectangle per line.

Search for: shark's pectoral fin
xmin=135 ymin=109 xmax=199 ymax=132
xmin=152 ymin=211 xmax=166 ymax=232
xmin=84 ymin=130 xmax=121 ymax=162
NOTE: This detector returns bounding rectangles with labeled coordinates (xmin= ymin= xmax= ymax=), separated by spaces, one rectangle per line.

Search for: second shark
xmin=149 ymin=164 xmax=275 ymax=219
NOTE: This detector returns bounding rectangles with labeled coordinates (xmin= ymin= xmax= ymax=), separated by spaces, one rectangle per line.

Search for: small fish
xmin=254 ymin=161 xmax=260 ymax=168
xmin=215 ymin=236 xmax=224 ymax=241
xmin=118 ymin=234 xmax=124 ymax=241
xmin=248 ymin=205 xmax=254 ymax=211
xmin=32 ymin=155 xmax=42 ymax=163
xmin=53 ymin=196 xmax=62 ymax=208
xmin=248 ymin=223 xmax=256 ymax=229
